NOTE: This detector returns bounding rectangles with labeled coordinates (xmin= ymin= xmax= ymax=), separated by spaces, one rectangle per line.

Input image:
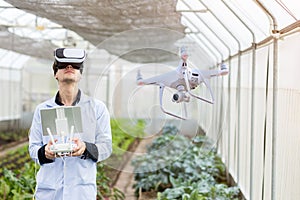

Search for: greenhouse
xmin=0 ymin=0 xmax=299 ymax=199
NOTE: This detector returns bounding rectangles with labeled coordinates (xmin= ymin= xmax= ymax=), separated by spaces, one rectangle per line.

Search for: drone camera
xmin=172 ymin=93 xmax=180 ymax=102
xmin=172 ymin=91 xmax=190 ymax=103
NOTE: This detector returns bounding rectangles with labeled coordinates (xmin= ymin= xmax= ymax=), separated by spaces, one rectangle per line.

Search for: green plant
xmin=132 ymin=124 xmax=241 ymax=199
xmin=96 ymin=118 xmax=145 ymax=200
xmin=0 ymin=163 xmax=37 ymax=200
xmin=0 ymin=129 xmax=29 ymax=148
xmin=111 ymin=118 xmax=145 ymax=157
xmin=0 ymin=145 xmax=32 ymax=177
xmin=96 ymin=163 xmax=125 ymax=200
xmin=0 ymin=119 xmax=145 ymax=200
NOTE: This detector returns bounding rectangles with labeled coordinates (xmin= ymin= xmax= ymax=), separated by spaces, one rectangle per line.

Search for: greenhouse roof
xmin=0 ymin=0 xmax=299 ymax=68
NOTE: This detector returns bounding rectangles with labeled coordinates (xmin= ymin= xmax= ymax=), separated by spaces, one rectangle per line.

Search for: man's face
xmin=55 ymin=64 xmax=81 ymax=83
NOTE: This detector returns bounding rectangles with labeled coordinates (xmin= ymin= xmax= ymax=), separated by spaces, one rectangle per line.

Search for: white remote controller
xmin=47 ymin=127 xmax=77 ymax=154
xmin=50 ymin=143 xmax=77 ymax=153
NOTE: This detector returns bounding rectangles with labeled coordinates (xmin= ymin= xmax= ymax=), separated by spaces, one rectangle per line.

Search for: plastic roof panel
xmin=176 ymin=0 xmax=300 ymax=64
xmin=223 ymin=1 xmax=269 ymax=40
xmin=0 ymin=0 xmax=299 ymax=67
xmin=3 ymin=0 xmax=185 ymax=63
xmin=261 ymin=0 xmax=299 ymax=26
xmin=0 ymin=49 xmax=29 ymax=69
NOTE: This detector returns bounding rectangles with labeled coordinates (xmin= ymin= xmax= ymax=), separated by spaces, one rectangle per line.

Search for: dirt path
xmin=114 ymin=135 xmax=156 ymax=200
xmin=0 ymin=140 xmax=28 ymax=157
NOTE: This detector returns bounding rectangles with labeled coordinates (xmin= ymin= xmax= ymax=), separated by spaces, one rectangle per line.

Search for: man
xmin=29 ymin=48 xmax=112 ymax=199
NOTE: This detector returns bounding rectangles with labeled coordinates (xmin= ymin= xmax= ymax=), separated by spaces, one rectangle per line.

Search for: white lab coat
xmin=29 ymin=93 xmax=112 ymax=200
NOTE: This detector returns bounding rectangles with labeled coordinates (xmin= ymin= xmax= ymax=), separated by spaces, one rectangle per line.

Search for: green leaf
xmin=0 ymin=179 xmax=11 ymax=198
xmin=189 ymin=189 xmax=199 ymax=200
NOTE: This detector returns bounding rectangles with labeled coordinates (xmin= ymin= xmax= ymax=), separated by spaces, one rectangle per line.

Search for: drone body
xmin=136 ymin=47 xmax=229 ymax=120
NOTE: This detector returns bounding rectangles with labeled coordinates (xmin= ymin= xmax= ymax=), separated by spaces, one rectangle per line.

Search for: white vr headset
xmin=54 ymin=48 xmax=86 ymax=63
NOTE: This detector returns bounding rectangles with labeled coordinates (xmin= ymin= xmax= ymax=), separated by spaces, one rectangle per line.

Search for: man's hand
xmin=45 ymin=139 xmax=56 ymax=159
xmin=71 ymin=138 xmax=86 ymax=157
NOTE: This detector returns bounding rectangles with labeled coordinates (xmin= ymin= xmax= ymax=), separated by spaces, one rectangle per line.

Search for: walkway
xmin=113 ymin=119 xmax=199 ymax=199
xmin=0 ymin=140 xmax=28 ymax=157
xmin=113 ymin=135 xmax=156 ymax=200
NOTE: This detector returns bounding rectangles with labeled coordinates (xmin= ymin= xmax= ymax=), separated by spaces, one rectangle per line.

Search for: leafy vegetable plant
xmin=0 ymin=118 xmax=145 ymax=200
xmin=132 ymin=124 xmax=241 ymax=199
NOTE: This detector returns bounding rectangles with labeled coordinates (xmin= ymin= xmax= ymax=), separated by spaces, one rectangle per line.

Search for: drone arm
xmin=183 ymin=69 xmax=214 ymax=104
xmin=202 ymin=63 xmax=229 ymax=79
xmin=159 ymin=84 xmax=187 ymax=120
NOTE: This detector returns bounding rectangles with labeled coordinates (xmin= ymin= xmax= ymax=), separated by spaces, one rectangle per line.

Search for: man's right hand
xmin=45 ymin=140 xmax=56 ymax=159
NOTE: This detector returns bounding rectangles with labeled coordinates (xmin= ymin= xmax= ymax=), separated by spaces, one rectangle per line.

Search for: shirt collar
xmin=55 ymin=89 xmax=81 ymax=106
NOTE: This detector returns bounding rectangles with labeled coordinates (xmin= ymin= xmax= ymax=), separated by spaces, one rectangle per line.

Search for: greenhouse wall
xmin=0 ymin=68 xmax=22 ymax=130
xmin=199 ymin=33 xmax=300 ymax=200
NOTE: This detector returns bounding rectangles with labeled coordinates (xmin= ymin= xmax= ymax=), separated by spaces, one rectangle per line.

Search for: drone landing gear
xmin=183 ymin=69 xmax=215 ymax=104
xmin=159 ymin=85 xmax=187 ymax=120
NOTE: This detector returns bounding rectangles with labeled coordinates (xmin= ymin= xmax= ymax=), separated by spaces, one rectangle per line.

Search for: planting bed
xmin=131 ymin=124 xmax=242 ymax=200
xmin=0 ymin=119 xmax=145 ymax=200
xmin=0 ymin=121 xmax=242 ymax=200
xmin=0 ymin=129 xmax=29 ymax=152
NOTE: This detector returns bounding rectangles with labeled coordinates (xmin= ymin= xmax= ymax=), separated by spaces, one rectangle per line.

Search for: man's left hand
xmin=71 ymin=138 xmax=86 ymax=156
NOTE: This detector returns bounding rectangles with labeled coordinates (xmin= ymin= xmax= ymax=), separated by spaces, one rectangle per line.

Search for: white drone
xmin=136 ymin=47 xmax=229 ymax=120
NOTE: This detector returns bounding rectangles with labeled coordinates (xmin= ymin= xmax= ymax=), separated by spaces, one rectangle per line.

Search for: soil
xmin=137 ymin=191 xmax=157 ymax=200
xmin=105 ymin=139 xmax=141 ymax=186
xmin=0 ymin=139 xmax=28 ymax=157
xmin=113 ymin=135 xmax=157 ymax=200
